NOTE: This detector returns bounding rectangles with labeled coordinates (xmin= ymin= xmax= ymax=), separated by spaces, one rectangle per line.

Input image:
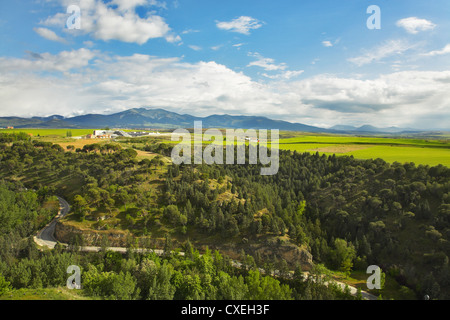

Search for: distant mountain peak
xmin=0 ymin=107 xmax=326 ymax=132
xmin=0 ymin=107 xmax=423 ymax=133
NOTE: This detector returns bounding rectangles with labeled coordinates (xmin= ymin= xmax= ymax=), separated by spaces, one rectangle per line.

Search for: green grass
xmin=0 ymin=128 xmax=94 ymax=137
xmin=344 ymin=145 xmax=450 ymax=167
xmin=165 ymin=131 xmax=450 ymax=167
xmin=0 ymin=287 xmax=92 ymax=300
xmin=280 ymin=136 xmax=447 ymax=147
xmin=278 ymin=134 xmax=450 ymax=167
xmin=330 ymin=270 xmax=417 ymax=300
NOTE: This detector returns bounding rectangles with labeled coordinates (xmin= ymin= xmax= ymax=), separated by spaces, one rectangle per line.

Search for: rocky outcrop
xmin=209 ymin=237 xmax=314 ymax=271
xmin=55 ymin=221 xmax=129 ymax=247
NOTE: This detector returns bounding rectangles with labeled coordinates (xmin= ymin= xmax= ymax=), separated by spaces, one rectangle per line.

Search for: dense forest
xmin=0 ymin=181 xmax=354 ymax=300
xmin=162 ymin=149 xmax=449 ymax=299
xmin=0 ymin=134 xmax=449 ymax=299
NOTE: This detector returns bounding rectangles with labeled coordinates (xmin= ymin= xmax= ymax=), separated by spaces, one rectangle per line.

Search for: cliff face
xmin=208 ymin=238 xmax=314 ymax=271
xmin=251 ymin=242 xmax=314 ymax=271
xmin=55 ymin=221 xmax=129 ymax=247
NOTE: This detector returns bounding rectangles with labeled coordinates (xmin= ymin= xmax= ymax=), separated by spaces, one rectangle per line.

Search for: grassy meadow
xmin=277 ymin=134 xmax=450 ymax=167
xmin=0 ymin=128 xmax=94 ymax=137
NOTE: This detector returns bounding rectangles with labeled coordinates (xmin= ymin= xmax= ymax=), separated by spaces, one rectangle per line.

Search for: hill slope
xmin=0 ymin=108 xmax=328 ymax=132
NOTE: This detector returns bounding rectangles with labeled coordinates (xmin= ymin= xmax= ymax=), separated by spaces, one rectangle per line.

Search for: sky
xmin=0 ymin=0 xmax=449 ymax=130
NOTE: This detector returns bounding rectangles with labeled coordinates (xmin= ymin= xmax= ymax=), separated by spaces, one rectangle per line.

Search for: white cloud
xmin=422 ymin=44 xmax=450 ymax=56
xmin=232 ymin=43 xmax=245 ymax=50
xmin=396 ymin=17 xmax=436 ymax=34
xmin=0 ymin=51 xmax=281 ymax=119
xmin=83 ymin=40 xmax=95 ymax=47
xmin=216 ymin=16 xmax=263 ymax=35
xmin=0 ymin=48 xmax=96 ymax=73
xmin=148 ymin=0 xmax=167 ymax=9
xmin=188 ymin=45 xmax=202 ymax=51
xmin=34 ymin=27 xmax=66 ymax=43
xmin=348 ymin=40 xmax=415 ymax=66
xmin=247 ymin=52 xmax=287 ymax=71
xmin=322 ymin=41 xmax=333 ymax=47
xmin=182 ymin=29 xmax=200 ymax=35
xmin=41 ymin=0 xmax=179 ymax=45
xmin=290 ymin=71 xmax=450 ymax=115
xmin=1 ymin=49 xmax=449 ymax=130
xmin=112 ymin=0 xmax=149 ymax=12
xmin=262 ymin=70 xmax=304 ymax=80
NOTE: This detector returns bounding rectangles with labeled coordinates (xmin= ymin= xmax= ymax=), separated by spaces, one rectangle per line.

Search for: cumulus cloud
xmin=290 ymin=71 xmax=450 ymax=117
xmin=0 ymin=48 xmax=96 ymax=73
xmin=348 ymin=40 xmax=415 ymax=66
xmin=396 ymin=17 xmax=436 ymax=34
xmin=34 ymin=27 xmax=67 ymax=43
xmin=0 ymin=50 xmax=281 ymax=119
xmin=216 ymin=16 xmax=263 ymax=35
xmin=0 ymin=49 xmax=449 ymax=130
xmin=41 ymin=0 xmax=179 ymax=45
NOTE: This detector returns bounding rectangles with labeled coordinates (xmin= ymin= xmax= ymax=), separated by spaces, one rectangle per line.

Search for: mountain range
xmin=0 ymin=107 xmax=423 ymax=133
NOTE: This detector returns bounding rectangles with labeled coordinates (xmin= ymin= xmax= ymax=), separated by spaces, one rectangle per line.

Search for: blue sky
xmin=0 ymin=0 xmax=449 ymax=129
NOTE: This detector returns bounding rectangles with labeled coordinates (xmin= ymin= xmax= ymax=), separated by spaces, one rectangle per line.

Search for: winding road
xmin=34 ymin=196 xmax=71 ymax=249
xmin=34 ymin=196 xmax=377 ymax=300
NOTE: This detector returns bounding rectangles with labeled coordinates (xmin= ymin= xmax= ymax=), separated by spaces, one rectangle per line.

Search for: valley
xmin=0 ymin=127 xmax=448 ymax=300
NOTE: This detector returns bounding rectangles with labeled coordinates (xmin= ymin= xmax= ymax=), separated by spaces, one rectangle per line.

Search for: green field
xmin=278 ymin=134 xmax=450 ymax=167
xmin=3 ymin=128 xmax=449 ymax=167
xmin=170 ymin=132 xmax=450 ymax=167
xmin=0 ymin=128 xmax=94 ymax=137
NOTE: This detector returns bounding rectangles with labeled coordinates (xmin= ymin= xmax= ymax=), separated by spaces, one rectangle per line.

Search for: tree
xmin=331 ymin=239 xmax=356 ymax=276
xmin=117 ymin=189 xmax=130 ymax=210
xmin=164 ymin=205 xmax=182 ymax=226
xmin=148 ymin=261 xmax=176 ymax=300
xmin=109 ymin=272 xmax=139 ymax=300
xmin=73 ymin=195 xmax=89 ymax=220
xmin=245 ymin=269 xmax=292 ymax=300
xmin=0 ymin=274 xmax=11 ymax=295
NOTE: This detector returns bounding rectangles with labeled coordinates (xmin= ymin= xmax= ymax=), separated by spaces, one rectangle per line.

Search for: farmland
xmin=0 ymin=128 xmax=94 ymax=137
xmin=277 ymin=134 xmax=450 ymax=167
xmin=2 ymin=128 xmax=449 ymax=167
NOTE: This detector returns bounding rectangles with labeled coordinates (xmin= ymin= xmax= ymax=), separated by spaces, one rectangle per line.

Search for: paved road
xmin=300 ymin=272 xmax=378 ymax=301
xmin=34 ymin=197 xmax=377 ymax=300
xmin=34 ymin=196 xmax=71 ymax=249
